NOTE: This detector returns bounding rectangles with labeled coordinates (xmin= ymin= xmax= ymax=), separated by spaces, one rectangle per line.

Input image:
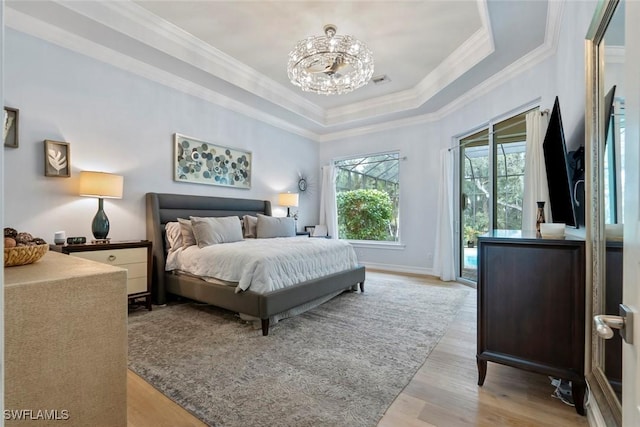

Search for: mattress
xmin=166 ymin=237 xmax=359 ymax=294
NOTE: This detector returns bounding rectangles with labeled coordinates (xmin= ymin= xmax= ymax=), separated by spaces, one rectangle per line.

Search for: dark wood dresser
xmin=476 ymin=230 xmax=586 ymax=415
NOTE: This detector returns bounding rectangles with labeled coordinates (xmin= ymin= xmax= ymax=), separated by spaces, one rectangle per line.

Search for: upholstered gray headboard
xmin=145 ymin=192 xmax=272 ymax=304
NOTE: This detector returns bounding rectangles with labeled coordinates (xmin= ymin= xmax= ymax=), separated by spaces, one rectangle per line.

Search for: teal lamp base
xmin=91 ymin=198 xmax=110 ymax=240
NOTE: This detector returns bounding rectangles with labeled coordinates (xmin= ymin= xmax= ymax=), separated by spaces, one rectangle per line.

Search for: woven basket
xmin=4 ymin=244 xmax=49 ymax=267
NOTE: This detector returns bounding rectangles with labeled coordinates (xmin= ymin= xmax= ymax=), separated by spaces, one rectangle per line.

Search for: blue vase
xmin=92 ymin=198 xmax=110 ymax=239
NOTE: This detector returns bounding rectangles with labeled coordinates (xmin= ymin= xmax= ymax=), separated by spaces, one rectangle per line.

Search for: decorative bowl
xmin=540 ymin=223 xmax=565 ymax=239
xmin=4 ymin=244 xmax=49 ymax=267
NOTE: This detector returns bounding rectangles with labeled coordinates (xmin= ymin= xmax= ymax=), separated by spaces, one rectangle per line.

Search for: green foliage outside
xmin=463 ymin=146 xmax=525 ymax=246
xmin=337 ymin=189 xmax=393 ymax=241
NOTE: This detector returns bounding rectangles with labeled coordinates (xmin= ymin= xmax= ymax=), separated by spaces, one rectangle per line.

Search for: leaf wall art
xmin=44 ymin=140 xmax=70 ymax=177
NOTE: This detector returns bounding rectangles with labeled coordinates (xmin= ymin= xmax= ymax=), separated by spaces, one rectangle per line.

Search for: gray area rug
xmin=127 ymin=278 xmax=468 ymax=427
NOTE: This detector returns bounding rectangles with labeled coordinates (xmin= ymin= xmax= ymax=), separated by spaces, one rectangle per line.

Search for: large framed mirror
xmin=585 ymin=0 xmax=624 ymax=424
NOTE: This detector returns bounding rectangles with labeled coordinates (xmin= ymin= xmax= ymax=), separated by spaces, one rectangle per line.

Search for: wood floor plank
xmin=127 ymin=271 xmax=588 ymax=427
xmin=127 ymin=370 xmax=207 ymax=427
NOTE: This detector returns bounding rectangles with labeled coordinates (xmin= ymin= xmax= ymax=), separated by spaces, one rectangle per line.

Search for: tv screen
xmin=543 ymin=96 xmax=577 ymax=227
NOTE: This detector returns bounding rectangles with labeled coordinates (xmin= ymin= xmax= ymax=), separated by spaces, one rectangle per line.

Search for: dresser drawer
xmin=71 ymin=247 xmax=146 ymax=266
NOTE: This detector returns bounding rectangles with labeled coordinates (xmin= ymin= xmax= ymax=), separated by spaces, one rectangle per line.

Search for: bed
xmin=146 ymin=192 xmax=365 ymax=335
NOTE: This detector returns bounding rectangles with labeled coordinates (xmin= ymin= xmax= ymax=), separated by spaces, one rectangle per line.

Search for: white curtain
xmin=433 ymin=148 xmax=456 ymax=281
xmin=522 ymin=110 xmax=551 ymax=230
xmin=319 ymin=165 xmax=338 ymax=239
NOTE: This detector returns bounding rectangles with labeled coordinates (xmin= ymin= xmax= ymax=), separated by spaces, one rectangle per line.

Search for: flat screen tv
xmin=543 ymin=96 xmax=578 ymax=227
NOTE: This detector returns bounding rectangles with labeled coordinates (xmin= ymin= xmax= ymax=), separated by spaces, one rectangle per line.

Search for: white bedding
xmin=166 ymin=236 xmax=359 ymax=294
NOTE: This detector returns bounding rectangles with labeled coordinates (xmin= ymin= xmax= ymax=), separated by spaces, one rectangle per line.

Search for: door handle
xmin=594 ymin=315 xmax=624 ymax=339
xmin=593 ymin=304 xmax=633 ymax=344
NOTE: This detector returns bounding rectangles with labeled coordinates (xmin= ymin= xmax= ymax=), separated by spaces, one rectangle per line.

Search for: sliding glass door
xmin=458 ymin=110 xmax=530 ymax=282
xmin=493 ymin=116 xmax=527 ymax=231
xmin=460 ymin=129 xmax=490 ymax=282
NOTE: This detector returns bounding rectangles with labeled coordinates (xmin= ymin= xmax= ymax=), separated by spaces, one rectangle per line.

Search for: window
xmin=335 ymin=152 xmax=400 ymax=242
xmin=459 ymin=110 xmax=530 ymax=281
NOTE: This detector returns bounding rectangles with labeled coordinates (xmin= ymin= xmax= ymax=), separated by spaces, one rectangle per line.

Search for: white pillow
xmin=164 ymin=221 xmax=183 ymax=252
xmin=256 ymin=214 xmax=295 ymax=238
xmin=243 ymin=215 xmax=258 ymax=238
xmin=190 ymin=216 xmax=243 ymax=247
xmin=177 ymin=218 xmax=197 ymax=248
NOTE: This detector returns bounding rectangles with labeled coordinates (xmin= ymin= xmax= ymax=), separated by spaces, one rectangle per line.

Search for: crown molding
xmin=51 ymin=0 xmax=327 ymax=125
xmin=324 ymin=1 xmax=494 ymax=126
xmin=6 ymin=0 xmax=566 ymax=144
xmin=318 ymin=41 xmax=559 ymax=142
xmin=414 ymin=26 xmax=494 ymax=106
xmin=317 ymin=2 xmax=564 ymax=143
xmin=546 ymin=0 xmax=565 ymax=49
xmin=316 ymin=111 xmax=440 ymax=143
xmin=46 ymin=0 xmax=497 ymax=129
xmin=5 ymin=7 xmax=321 ymax=141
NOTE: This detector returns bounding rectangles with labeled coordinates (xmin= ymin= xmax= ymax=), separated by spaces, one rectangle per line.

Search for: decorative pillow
xmin=243 ymin=215 xmax=258 ymax=238
xmin=177 ymin=218 xmax=197 ymax=248
xmin=190 ymin=216 xmax=243 ymax=247
xmin=164 ymin=221 xmax=183 ymax=252
xmin=256 ymin=214 xmax=296 ymax=238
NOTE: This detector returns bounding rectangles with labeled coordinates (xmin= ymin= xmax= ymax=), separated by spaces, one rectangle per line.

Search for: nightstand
xmin=50 ymin=240 xmax=152 ymax=310
xmin=296 ymin=231 xmax=311 ymax=237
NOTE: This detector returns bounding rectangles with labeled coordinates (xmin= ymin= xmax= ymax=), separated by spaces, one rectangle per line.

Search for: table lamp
xmin=79 ymin=171 xmax=124 ymax=241
xmin=278 ymin=192 xmax=299 ymax=217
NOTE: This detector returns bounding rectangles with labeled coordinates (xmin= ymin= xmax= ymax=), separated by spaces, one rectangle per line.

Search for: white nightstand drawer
xmin=71 ymin=248 xmax=148 ymax=297
xmin=125 ymin=262 xmax=147 ymax=279
xmin=72 ymin=247 xmax=146 ymax=265
xmin=127 ymin=277 xmax=148 ymax=295
xmin=53 ymin=241 xmax=152 ymax=310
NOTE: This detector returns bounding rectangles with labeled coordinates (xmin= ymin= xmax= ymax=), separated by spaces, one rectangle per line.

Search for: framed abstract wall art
xmin=174 ymin=133 xmax=251 ymax=189
xmin=44 ymin=140 xmax=70 ymax=177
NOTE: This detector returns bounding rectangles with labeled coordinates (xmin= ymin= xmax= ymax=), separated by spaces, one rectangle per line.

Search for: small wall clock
xmin=298 ymin=177 xmax=308 ymax=192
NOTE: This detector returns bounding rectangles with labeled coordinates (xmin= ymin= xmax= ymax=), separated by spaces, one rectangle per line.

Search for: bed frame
xmin=146 ymin=192 xmax=365 ymax=336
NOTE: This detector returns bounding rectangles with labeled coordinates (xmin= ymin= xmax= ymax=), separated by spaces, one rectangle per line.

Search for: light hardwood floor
xmin=127 ymin=271 xmax=588 ymax=427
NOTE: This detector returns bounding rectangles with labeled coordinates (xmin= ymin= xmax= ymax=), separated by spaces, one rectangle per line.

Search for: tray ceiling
xmin=5 ymin=0 xmax=561 ymax=141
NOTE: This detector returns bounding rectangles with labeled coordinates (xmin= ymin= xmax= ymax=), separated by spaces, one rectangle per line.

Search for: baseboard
xmin=360 ymin=262 xmax=434 ymax=277
xmin=587 ymin=398 xmax=607 ymax=427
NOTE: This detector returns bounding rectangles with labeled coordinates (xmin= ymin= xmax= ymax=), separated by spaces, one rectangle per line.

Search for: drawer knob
xmin=107 ymin=255 xmax=117 ymax=262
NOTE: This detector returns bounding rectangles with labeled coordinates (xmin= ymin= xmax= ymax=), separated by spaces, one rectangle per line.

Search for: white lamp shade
xmin=278 ymin=192 xmax=299 ymax=207
xmin=79 ymin=171 xmax=124 ymax=199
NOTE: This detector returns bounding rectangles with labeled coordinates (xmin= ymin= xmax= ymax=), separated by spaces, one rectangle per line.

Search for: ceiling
xmin=5 ymin=1 xmax=562 ymax=141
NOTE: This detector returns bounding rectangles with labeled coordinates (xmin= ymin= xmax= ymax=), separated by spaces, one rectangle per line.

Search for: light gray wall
xmin=3 ymin=0 xmax=598 ymax=276
xmin=319 ymin=0 xmax=597 ymax=274
xmin=3 ymin=30 xmax=319 ymax=242
xmin=318 ymin=122 xmax=441 ymax=274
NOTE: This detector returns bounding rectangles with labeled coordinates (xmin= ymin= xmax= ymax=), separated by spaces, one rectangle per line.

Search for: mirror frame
xmin=585 ymin=0 xmax=622 ymax=424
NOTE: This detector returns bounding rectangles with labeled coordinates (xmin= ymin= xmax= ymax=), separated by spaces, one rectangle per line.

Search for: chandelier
xmin=287 ymin=24 xmax=374 ymax=95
